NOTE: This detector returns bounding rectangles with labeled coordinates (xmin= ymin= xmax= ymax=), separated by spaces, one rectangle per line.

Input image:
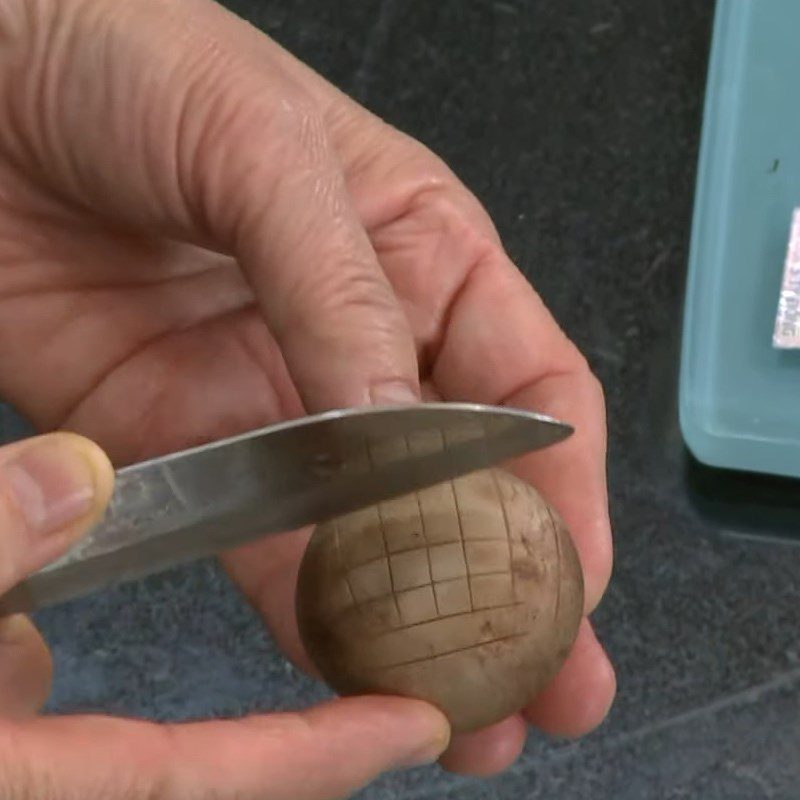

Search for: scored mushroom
xmin=295 ymin=467 xmax=584 ymax=734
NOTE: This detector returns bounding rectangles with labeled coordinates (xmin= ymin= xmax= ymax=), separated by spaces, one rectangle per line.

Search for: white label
xmin=773 ymin=208 xmax=800 ymax=348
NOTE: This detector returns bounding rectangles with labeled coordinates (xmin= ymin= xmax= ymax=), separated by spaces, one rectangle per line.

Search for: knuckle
xmin=231 ymin=84 xmax=328 ymax=173
xmin=257 ymin=99 xmax=334 ymax=208
xmin=391 ymin=178 xmax=500 ymax=279
xmin=377 ymin=138 xmax=500 ymax=241
xmin=286 ymin=258 xmax=401 ymax=331
xmin=270 ymin=94 xmax=328 ymax=162
xmin=191 ymin=77 xmax=331 ymax=241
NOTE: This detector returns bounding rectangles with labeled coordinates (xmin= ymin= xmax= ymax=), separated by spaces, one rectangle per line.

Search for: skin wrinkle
xmin=297 ymin=101 xmax=337 ymax=170
xmin=0 ymin=166 xmax=62 ymax=236
xmin=0 ymin=264 xmax=235 ymax=302
xmin=88 ymin=361 xmax=170 ymax=464
xmin=0 ymin=5 xmax=45 ymax=177
xmin=0 ymin=155 xmax=191 ymax=263
xmin=153 ymin=2 xmax=258 ymax=234
xmin=174 ymin=42 xmax=260 ymax=238
xmin=421 ymin=254 xmax=484 ymax=380
xmin=357 ymin=154 xmax=453 ymax=234
xmin=433 ymin=274 xmax=570 ymax=398
xmin=0 ymin=0 xmax=29 ymax=43
xmin=88 ymin=9 xmax=197 ymax=231
xmin=195 ymin=86 xmax=321 ymax=251
xmin=66 ymin=1 xmax=206 ymax=230
xmin=277 ymin=254 xmax=399 ymax=334
xmin=60 ymin=305 xmax=275 ymax=451
xmin=13 ymin=0 xmax=424 ymax=412
xmin=0 ymin=226 xmax=240 ymax=291
xmin=58 ymin=316 xmax=222 ymax=434
xmin=4 ymin=289 xmax=228 ymax=420
xmin=0 ymin=232 xmax=252 ymax=426
xmin=35 ymin=0 xmax=84 ymax=202
xmin=231 ymin=339 xmax=289 ymax=418
xmin=7 ymin=1 xmax=255 ymax=240
xmin=171 ymin=24 xmax=321 ymax=239
xmin=0 ymin=3 xmax=129 ymax=223
xmin=64 ymin=324 xmax=293 ymax=466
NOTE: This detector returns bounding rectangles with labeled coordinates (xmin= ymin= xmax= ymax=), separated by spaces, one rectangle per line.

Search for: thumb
xmin=5 ymin=697 xmax=451 ymax=800
xmin=0 ymin=432 xmax=114 ymax=595
xmin=0 ymin=432 xmax=113 ymax=716
xmin=0 ymin=0 xmax=419 ymax=411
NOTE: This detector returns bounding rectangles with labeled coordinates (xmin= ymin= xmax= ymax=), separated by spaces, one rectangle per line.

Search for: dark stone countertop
xmin=4 ymin=1 xmax=800 ymax=798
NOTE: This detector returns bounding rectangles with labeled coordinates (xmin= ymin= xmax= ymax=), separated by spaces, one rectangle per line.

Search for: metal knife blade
xmin=1 ymin=402 xmax=572 ymax=613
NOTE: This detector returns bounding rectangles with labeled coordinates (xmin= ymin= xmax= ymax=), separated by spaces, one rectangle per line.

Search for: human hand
xmin=0 ymin=0 xmax=614 ymax=780
xmin=0 ymin=433 xmax=450 ymax=798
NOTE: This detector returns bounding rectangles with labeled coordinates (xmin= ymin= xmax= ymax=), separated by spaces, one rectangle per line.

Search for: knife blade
xmin=1 ymin=402 xmax=572 ymax=613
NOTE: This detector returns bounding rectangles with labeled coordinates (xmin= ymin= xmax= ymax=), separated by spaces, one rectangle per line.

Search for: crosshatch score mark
xmin=364 ymin=438 xmax=401 ymax=618
xmin=366 ymin=630 xmax=532 ymax=672
xmin=490 ymin=468 xmax=516 ymax=599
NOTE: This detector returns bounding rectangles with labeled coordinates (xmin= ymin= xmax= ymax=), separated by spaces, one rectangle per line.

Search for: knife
xmin=0 ymin=402 xmax=572 ymax=614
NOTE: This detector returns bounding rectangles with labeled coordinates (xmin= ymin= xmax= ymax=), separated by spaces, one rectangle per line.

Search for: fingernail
xmin=370 ymin=381 xmax=420 ymax=406
xmin=396 ymin=722 xmax=451 ymax=768
xmin=0 ymin=613 xmax=32 ymax=646
xmin=3 ymin=440 xmax=97 ymax=537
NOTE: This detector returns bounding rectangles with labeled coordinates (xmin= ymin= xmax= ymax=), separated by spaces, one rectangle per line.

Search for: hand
xmin=0 ymin=433 xmax=450 ymax=798
xmin=0 ymin=0 xmax=615 ymax=782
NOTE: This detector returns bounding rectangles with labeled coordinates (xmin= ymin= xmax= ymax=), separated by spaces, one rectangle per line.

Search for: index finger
xmin=250 ymin=37 xmax=611 ymax=591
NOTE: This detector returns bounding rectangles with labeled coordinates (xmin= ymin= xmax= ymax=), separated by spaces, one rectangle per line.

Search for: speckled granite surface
xmin=5 ymin=1 xmax=800 ymax=797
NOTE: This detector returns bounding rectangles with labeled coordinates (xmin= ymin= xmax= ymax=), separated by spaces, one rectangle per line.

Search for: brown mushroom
xmin=295 ymin=467 xmax=583 ymax=733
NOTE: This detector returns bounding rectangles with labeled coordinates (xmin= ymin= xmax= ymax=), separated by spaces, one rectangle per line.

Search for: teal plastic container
xmin=680 ymin=0 xmax=800 ymax=479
